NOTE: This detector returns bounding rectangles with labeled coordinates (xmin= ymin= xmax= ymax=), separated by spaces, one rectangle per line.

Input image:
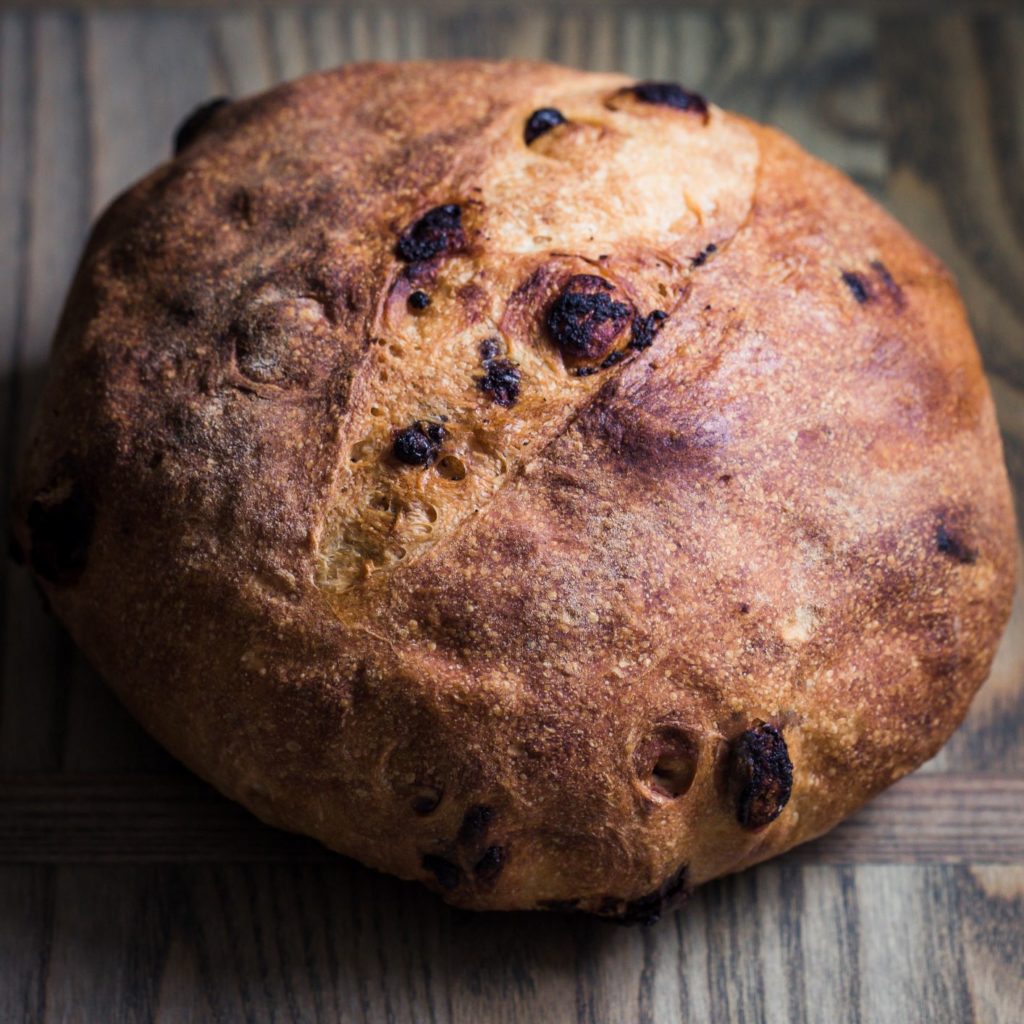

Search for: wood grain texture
xmin=2 ymin=772 xmax=1022 ymax=865
xmin=879 ymin=12 xmax=1024 ymax=778
xmin=0 ymin=862 xmax=1019 ymax=1024
xmin=0 ymin=5 xmax=1021 ymax=1023
xmin=2 ymin=1 xmax=1022 ymax=13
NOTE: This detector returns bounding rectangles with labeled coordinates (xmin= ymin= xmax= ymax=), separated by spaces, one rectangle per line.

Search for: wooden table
xmin=2 ymin=3 xmax=1022 ymax=1021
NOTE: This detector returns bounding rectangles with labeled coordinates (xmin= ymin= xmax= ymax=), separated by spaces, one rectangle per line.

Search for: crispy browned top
xmin=12 ymin=60 xmax=1017 ymax=918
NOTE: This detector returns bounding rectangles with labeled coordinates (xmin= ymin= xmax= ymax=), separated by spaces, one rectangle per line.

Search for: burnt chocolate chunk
xmin=841 ymin=271 xmax=870 ymax=304
xmin=524 ymin=107 xmax=567 ymax=144
xmin=27 ymin=484 xmax=95 ymax=586
xmin=729 ymin=722 xmax=793 ymax=830
xmin=627 ymin=81 xmax=708 ymax=119
xmin=408 ymin=290 xmax=431 ymax=310
xmin=691 ymin=242 xmax=717 ymax=268
xmin=457 ymin=804 xmax=494 ymax=845
xmin=173 ymin=97 xmax=230 ymax=155
xmin=629 ymin=310 xmax=667 ymax=350
xmin=396 ymin=204 xmax=465 ymax=263
xmin=609 ymin=864 xmax=689 ymax=926
xmin=936 ymin=522 xmax=977 ymax=565
xmin=547 ymin=275 xmax=634 ymax=362
xmin=871 ymin=260 xmax=906 ymax=306
xmin=392 ymin=421 xmax=446 ymax=467
xmin=422 ymin=854 xmax=461 ymax=891
xmin=478 ymin=359 xmax=521 ymax=407
xmin=473 ymin=845 xmax=506 ymax=883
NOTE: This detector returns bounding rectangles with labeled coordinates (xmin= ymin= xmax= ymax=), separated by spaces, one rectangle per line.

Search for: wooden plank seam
xmin=0 ymin=772 xmax=1020 ymax=865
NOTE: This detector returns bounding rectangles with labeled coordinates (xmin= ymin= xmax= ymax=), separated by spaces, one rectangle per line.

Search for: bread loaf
xmin=12 ymin=61 xmax=1016 ymax=921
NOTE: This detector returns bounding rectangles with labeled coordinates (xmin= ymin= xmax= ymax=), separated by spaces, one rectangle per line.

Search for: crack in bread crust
xmin=313 ymin=87 xmax=758 ymax=603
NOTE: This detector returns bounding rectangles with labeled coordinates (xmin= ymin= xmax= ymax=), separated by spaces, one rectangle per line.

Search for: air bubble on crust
xmin=436 ymin=455 xmax=467 ymax=481
xmin=349 ymin=438 xmax=376 ymax=463
xmin=633 ymin=726 xmax=700 ymax=802
xmin=411 ymin=786 xmax=443 ymax=815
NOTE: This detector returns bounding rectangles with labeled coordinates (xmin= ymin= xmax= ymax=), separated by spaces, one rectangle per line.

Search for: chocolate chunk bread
xmin=11 ymin=60 xmax=1017 ymax=921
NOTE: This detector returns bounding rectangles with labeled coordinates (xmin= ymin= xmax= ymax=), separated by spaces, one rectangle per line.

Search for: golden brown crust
xmin=11 ymin=60 xmax=1017 ymax=919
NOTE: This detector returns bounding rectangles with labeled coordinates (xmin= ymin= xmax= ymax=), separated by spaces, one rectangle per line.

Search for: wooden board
xmin=0 ymin=6 xmax=1021 ymax=1023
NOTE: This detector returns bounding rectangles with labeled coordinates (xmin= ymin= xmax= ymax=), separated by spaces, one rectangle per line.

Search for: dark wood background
xmin=1 ymin=3 xmax=1022 ymax=1022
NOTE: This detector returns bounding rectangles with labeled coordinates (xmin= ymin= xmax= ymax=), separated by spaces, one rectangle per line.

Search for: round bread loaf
xmin=11 ymin=60 xmax=1017 ymax=921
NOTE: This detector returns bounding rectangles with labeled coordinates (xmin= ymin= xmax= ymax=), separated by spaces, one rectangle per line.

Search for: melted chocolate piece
xmin=729 ymin=723 xmax=793 ymax=830
xmin=421 ymin=854 xmax=461 ymax=891
xmin=478 ymin=359 xmax=521 ymax=407
xmin=871 ymin=260 xmax=906 ymax=307
xmin=457 ymin=804 xmax=494 ymax=845
xmin=392 ymin=421 xmax=446 ymax=467
xmin=609 ymin=864 xmax=689 ymax=926
xmin=396 ymin=204 xmax=465 ymax=263
xmin=841 ymin=271 xmax=870 ymax=304
xmin=173 ymin=97 xmax=230 ymax=155
xmin=936 ymin=522 xmax=977 ymax=565
xmin=629 ymin=310 xmax=667 ymax=351
xmin=408 ymin=290 xmax=431 ymax=310
xmin=27 ymin=484 xmax=95 ymax=586
xmin=627 ymin=81 xmax=708 ymax=119
xmin=524 ymin=107 xmax=567 ymax=144
xmin=473 ymin=845 xmax=506 ymax=883
xmin=547 ymin=275 xmax=633 ymax=362
xmin=691 ymin=242 xmax=717 ymax=267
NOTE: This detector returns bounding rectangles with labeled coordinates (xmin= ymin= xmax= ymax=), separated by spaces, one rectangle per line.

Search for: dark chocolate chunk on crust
xmin=457 ymin=804 xmax=494 ymax=845
xmin=547 ymin=274 xmax=633 ymax=362
xmin=600 ymin=864 xmax=689 ymax=925
xmin=473 ymin=845 xmax=506 ymax=883
xmin=623 ymin=81 xmax=708 ymax=120
xmin=478 ymin=359 xmax=521 ymax=407
xmin=936 ymin=521 xmax=977 ymax=565
xmin=422 ymin=854 xmax=462 ymax=891
xmin=393 ymin=421 xmax=446 ymax=466
xmin=841 ymin=270 xmax=870 ymax=304
xmin=524 ymin=107 xmax=567 ymax=144
xmin=396 ymin=204 xmax=466 ymax=263
xmin=26 ymin=483 xmax=95 ymax=586
xmin=728 ymin=723 xmax=794 ymax=830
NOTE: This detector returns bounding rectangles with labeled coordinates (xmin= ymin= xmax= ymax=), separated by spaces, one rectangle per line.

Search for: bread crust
xmin=12 ymin=60 xmax=1016 ymax=919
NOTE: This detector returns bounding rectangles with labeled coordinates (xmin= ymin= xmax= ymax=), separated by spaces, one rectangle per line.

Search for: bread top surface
xmin=12 ymin=60 xmax=1017 ymax=918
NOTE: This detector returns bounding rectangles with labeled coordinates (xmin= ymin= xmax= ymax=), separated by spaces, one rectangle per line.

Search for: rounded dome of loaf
xmin=12 ymin=60 xmax=1016 ymax=920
